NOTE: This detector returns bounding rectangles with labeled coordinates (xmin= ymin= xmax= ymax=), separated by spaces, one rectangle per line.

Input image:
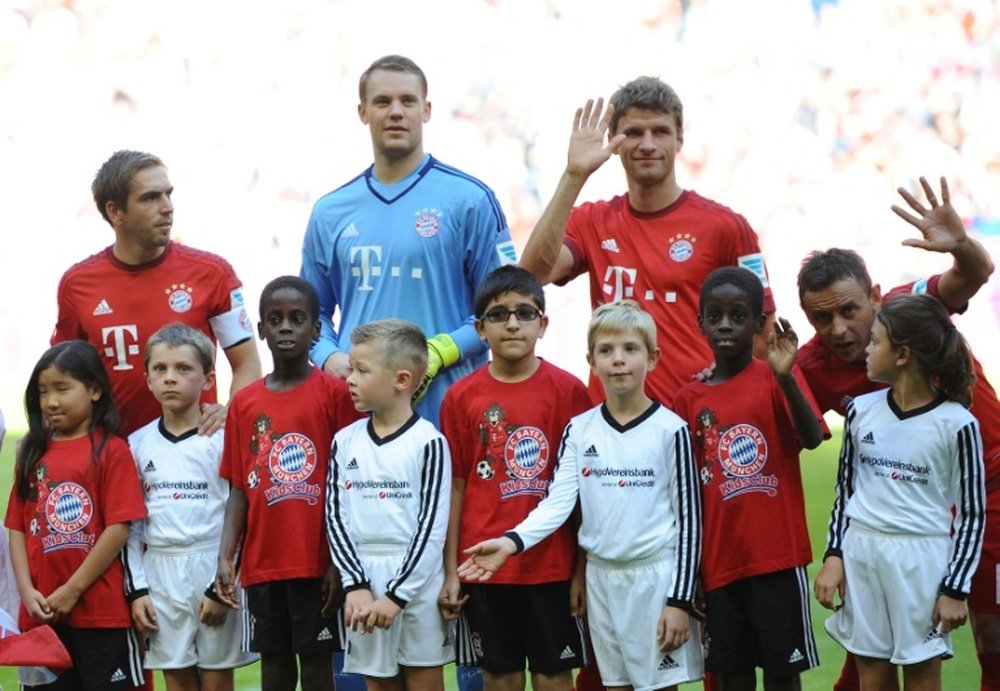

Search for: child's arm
xmin=215 ymin=485 xmax=247 ymax=609
xmin=665 ymin=425 xmax=701 ymax=615
xmin=379 ymin=437 xmax=452 ymax=619
xmin=320 ymin=564 xmax=345 ymax=619
xmin=815 ymin=409 xmax=858 ymax=610
xmin=47 ymin=522 xmax=131 ymax=621
xmin=439 ymin=477 xmax=469 ymax=621
xmin=124 ymin=518 xmax=158 ymax=632
xmin=936 ymin=419 xmax=986 ymax=629
xmin=8 ymin=528 xmax=52 ymax=623
xmin=767 ymin=317 xmax=823 ymax=450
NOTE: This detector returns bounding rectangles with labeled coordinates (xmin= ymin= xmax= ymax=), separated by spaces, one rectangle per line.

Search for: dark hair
xmin=876 ymin=294 xmax=976 ymax=407
xmin=474 ymin=265 xmax=545 ymax=317
xmin=609 ymin=76 xmax=683 ymax=135
xmin=359 ymin=55 xmax=428 ymax=101
xmin=260 ymin=276 xmax=320 ymax=323
xmin=700 ymin=266 xmax=765 ymax=317
xmin=17 ymin=341 xmax=120 ymax=499
xmin=797 ymin=248 xmax=873 ymax=302
xmin=91 ymin=150 xmax=165 ymax=224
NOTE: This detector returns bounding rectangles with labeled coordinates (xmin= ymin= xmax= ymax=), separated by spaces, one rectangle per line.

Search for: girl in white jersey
xmin=815 ymin=294 xmax=985 ymax=690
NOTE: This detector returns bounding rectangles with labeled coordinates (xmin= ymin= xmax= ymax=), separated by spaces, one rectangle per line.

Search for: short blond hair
xmin=587 ymin=300 xmax=657 ymax=355
xmin=350 ymin=319 xmax=428 ymax=382
xmin=144 ymin=322 xmax=215 ymax=375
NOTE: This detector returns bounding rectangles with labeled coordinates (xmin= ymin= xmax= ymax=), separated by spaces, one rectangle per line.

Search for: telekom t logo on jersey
xmin=602 ymin=266 xmax=637 ymax=301
xmin=350 ymin=245 xmax=383 ymax=292
xmin=101 ymin=325 xmax=141 ymax=371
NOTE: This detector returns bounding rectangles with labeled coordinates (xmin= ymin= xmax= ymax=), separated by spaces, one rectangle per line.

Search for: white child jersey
xmin=509 ymin=402 xmax=701 ymax=605
xmin=828 ymin=389 xmax=985 ymax=598
xmin=124 ymin=420 xmax=229 ymax=594
xmin=327 ymin=414 xmax=451 ymax=607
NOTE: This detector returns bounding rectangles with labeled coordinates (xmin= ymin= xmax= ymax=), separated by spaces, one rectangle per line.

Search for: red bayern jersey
xmin=440 ymin=360 xmax=592 ymax=584
xmin=52 ymin=242 xmax=254 ymax=435
xmin=4 ymin=432 xmax=146 ymax=629
xmin=797 ymin=276 xmax=1000 ymax=484
xmin=561 ymin=190 xmax=775 ymax=405
xmin=672 ymin=359 xmax=828 ymax=591
xmin=219 ymin=368 xmax=360 ymax=587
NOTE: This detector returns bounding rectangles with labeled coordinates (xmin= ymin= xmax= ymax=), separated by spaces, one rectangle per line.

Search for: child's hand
xmin=365 ymin=595 xmax=402 ymax=632
xmin=131 ymin=595 xmax=159 ymax=633
xmin=345 ymin=589 xmax=375 ymax=633
xmin=22 ymin=588 xmax=53 ymax=624
xmin=657 ymin=605 xmax=690 ymax=652
xmin=198 ymin=596 xmax=229 ymax=627
xmin=457 ymin=537 xmax=518 ymax=582
xmin=766 ymin=317 xmax=798 ymax=377
xmin=214 ymin=558 xmax=241 ymax=610
xmin=321 ymin=565 xmax=345 ymax=619
xmin=437 ymin=573 xmax=468 ymax=621
xmin=933 ymin=594 xmax=969 ymax=634
xmin=45 ymin=583 xmax=82 ymax=621
xmin=814 ymin=556 xmax=845 ymax=610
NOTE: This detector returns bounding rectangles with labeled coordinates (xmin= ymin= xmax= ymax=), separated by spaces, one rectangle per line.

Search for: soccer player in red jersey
xmin=53 ymin=150 xmax=261 ymax=436
xmin=797 ymin=177 xmax=999 ymax=691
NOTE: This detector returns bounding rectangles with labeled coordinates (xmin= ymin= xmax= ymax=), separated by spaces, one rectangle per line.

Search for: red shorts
xmin=970 ymin=485 xmax=1000 ymax=614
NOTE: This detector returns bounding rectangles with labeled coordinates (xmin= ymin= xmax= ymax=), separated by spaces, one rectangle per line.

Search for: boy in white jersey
xmin=459 ymin=301 xmax=703 ymax=691
xmin=327 ymin=319 xmax=453 ymax=691
xmin=125 ymin=323 xmax=256 ymax=691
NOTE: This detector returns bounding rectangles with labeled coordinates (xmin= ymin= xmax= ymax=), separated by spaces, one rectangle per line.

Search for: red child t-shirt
xmin=673 ymin=360 xmax=828 ymax=591
xmin=5 ymin=433 xmax=146 ymax=629
xmin=219 ymin=368 xmax=359 ymax=586
xmin=440 ymin=360 xmax=592 ymax=584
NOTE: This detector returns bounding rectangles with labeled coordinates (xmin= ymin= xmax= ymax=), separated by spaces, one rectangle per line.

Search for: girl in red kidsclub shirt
xmin=6 ymin=340 xmax=146 ymax=690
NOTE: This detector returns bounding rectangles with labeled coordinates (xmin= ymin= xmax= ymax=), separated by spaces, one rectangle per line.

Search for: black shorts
xmin=25 ymin=626 xmax=144 ymax=691
xmin=245 ymin=578 xmax=342 ymax=655
xmin=704 ymin=566 xmax=819 ymax=675
xmin=459 ymin=581 xmax=583 ymax=675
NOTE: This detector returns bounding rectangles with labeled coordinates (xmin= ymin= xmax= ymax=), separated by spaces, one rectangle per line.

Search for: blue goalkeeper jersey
xmin=301 ymin=154 xmax=516 ymax=424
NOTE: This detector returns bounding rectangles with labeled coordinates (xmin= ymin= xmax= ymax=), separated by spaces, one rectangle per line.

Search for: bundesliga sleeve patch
xmin=497 ymin=240 xmax=517 ymax=266
xmin=737 ymin=253 xmax=770 ymax=288
xmin=911 ymin=278 xmax=929 ymax=295
xmin=230 ymin=288 xmax=245 ymax=309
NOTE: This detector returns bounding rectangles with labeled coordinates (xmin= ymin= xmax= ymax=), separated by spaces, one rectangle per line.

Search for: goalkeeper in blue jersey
xmin=301 ymin=55 xmax=516 ymax=425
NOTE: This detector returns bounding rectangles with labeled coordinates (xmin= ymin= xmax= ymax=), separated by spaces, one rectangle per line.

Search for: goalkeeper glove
xmin=413 ymin=333 xmax=460 ymax=404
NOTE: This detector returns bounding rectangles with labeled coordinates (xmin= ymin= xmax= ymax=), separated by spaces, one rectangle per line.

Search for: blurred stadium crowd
xmin=0 ymin=0 xmax=997 ymax=423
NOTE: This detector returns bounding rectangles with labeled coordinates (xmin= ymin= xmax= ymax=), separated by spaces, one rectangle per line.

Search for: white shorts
xmin=825 ymin=526 xmax=953 ymax=665
xmin=143 ymin=542 xmax=258 ymax=670
xmin=586 ymin=553 xmax=703 ymax=690
xmin=343 ymin=549 xmax=455 ymax=678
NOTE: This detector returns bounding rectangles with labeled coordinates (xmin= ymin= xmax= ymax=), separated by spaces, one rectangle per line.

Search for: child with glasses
xmin=439 ymin=265 xmax=592 ymax=691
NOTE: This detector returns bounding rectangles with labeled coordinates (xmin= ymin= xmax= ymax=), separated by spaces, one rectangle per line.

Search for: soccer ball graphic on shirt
xmin=476 ymin=460 xmax=494 ymax=481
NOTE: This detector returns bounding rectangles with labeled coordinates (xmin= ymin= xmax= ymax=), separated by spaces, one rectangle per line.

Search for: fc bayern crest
xmin=414 ymin=208 xmax=442 ymax=238
xmin=504 ymin=427 xmax=549 ymax=480
xmin=45 ymin=483 xmax=94 ymax=534
xmin=268 ymin=433 xmax=317 ymax=484
xmin=717 ymin=424 xmax=768 ymax=477
xmin=669 ymin=239 xmax=694 ymax=262
xmin=166 ymin=284 xmax=194 ymax=313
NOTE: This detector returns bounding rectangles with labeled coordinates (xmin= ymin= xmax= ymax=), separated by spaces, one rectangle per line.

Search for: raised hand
xmin=566 ymin=98 xmax=626 ymax=178
xmin=766 ymin=317 xmax=798 ymax=377
xmin=892 ymin=176 xmax=966 ymax=253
